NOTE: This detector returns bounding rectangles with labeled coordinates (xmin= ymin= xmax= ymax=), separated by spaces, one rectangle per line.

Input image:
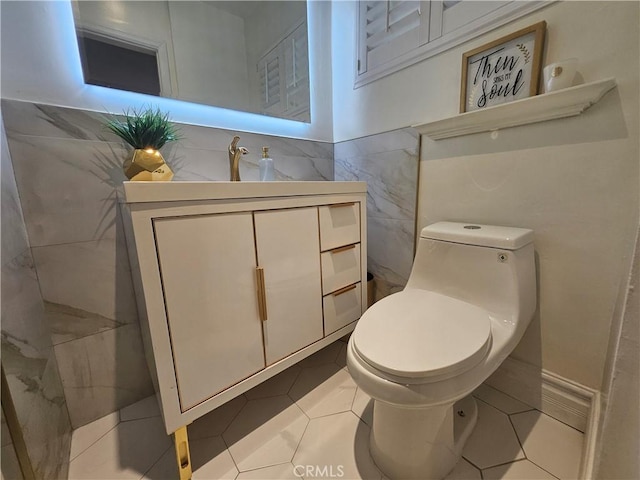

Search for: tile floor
xmin=67 ymin=339 xmax=585 ymax=480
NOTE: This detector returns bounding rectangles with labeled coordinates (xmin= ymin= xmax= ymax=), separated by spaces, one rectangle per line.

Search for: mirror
xmin=72 ymin=1 xmax=310 ymax=123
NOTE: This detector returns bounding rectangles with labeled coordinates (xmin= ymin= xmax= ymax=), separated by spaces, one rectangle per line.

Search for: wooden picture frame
xmin=460 ymin=21 xmax=546 ymax=113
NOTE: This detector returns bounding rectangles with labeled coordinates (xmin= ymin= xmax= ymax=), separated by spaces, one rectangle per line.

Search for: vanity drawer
xmin=319 ymin=203 xmax=360 ymax=251
xmin=321 ymin=243 xmax=361 ymax=294
xmin=323 ymin=283 xmax=362 ymax=335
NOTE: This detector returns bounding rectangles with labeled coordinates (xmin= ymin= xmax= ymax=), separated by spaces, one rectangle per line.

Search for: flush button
xmin=464 ymin=225 xmax=481 ymax=230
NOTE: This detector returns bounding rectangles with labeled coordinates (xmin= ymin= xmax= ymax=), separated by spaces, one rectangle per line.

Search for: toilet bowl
xmin=347 ymin=222 xmax=536 ymax=480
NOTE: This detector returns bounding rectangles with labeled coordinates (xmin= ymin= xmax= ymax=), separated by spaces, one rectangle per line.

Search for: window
xmin=357 ymin=1 xmax=429 ymax=78
xmin=76 ymin=32 xmax=161 ymax=96
xmin=259 ymin=51 xmax=282 ymax=112
xmin=283 ymin=23 xmax=310 ymax=120
xmin=356 ymin=0 xmax=549 ymax=87
xmin=258 ymin=21 xmax=310 ymax=122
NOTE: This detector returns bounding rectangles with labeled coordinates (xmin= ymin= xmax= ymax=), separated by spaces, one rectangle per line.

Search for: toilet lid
xmin=352 ymin=290 xmax=492 ymax=380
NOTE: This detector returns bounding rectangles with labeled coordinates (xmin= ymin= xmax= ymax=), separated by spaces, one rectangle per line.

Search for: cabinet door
xmin=254 ymin=208 xmax=323 ymax=365
xmin=154 ymin=213 xmax=264 ymax=411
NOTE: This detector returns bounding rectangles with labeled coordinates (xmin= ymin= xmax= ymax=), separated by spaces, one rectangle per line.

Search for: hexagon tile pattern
xmin=67 ymin=340 xmax=585 ymax=480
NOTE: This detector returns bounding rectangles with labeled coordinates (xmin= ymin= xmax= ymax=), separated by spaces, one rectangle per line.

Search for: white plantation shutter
xmin=258 ymin=19 xmax=310 ymax=121
xmin=356 ymin=0 xmax=547 ymax=87
xmin=358 ymin=1 xmax=430 ymax=75
xmin=284 ymin=22 xmax=310 ymax=120
xmin=284 ymin=23 xmax=308 ymax=89
xmin=432 ymin=1 xmax=505 ymax=41
xmin=259 ymin=50 xmax=281 ymax=111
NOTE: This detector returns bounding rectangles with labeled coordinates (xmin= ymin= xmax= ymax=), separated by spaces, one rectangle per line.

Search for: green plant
xmin=104 ymin=106 xmax=181 ymax=150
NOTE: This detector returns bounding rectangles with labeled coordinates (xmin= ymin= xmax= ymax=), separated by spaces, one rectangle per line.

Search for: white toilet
xmin=347 ymin=221 xmax=536 ymax=480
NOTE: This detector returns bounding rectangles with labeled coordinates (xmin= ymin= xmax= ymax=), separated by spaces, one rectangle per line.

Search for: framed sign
xmin=460 ymin=21 xmax=546 ymax=113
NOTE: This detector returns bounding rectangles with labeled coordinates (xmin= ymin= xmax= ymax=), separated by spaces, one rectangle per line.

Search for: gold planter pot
xmin=124 ymin=148 xmax=174 ymax=181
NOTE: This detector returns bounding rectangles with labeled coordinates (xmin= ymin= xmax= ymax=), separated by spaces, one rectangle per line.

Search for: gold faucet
xmin=228 ymin=135 xmax=248 ymax=181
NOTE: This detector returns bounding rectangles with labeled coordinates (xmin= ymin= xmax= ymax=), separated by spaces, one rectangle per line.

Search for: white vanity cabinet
xmin=153 ymin=205 xmax=325 ymax=410
xmin=122 ymin=181 xmax=367 ymax=457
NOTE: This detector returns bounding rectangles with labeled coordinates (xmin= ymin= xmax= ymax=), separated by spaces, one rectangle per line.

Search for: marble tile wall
xmin=1 ymin=410 xmax=24 ymax=480
xmin=1 ymin=116 xmax=72 ymax=479
xmin=334 ymin=128 xmax=419 ymax=300
xmin=1 ymin=99 xmax=334 ymax=429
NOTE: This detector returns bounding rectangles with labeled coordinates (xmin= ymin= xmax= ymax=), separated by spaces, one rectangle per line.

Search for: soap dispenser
xmin=259 ymin=146 xmax=275 ymax=181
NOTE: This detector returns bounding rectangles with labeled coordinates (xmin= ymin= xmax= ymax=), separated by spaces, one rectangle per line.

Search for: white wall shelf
xmin=413 ymin=78 xmax=617 ymax=140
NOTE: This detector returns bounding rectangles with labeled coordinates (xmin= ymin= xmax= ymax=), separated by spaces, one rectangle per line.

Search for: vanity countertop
xmin=123 ymin=181 xmax=367 ymax=203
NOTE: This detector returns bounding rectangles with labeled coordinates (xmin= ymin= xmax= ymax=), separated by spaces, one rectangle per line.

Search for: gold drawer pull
xmin=331 ymin=244 xmax=357 ymax=255
xmin=332 ymin=284 xmax=357 ymax=297
xmin=329 ymin=202 xmax=355 ymax=208
xmin=256 ymin=267 xmax=268 ymax=322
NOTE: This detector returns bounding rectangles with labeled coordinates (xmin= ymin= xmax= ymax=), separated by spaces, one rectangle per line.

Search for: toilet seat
xmin=352 ymin=289 xmax=492 ymax=382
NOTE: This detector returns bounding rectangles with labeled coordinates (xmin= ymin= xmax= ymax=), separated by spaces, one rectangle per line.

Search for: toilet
xmin=347 ymin=221 xmax=536 ymax=480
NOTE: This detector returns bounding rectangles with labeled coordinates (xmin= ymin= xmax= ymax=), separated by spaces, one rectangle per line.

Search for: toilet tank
xmin=405 ymin=222 xmax=536 ymax=324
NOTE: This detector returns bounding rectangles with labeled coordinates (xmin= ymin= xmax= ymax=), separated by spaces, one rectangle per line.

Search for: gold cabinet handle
xmin=330 ymin=243 xmax=357 ymax=255
xmin=256 ymin=267 xmax=268 ymax=322
xmin=332 ymin=284 xmax=357 ymax=297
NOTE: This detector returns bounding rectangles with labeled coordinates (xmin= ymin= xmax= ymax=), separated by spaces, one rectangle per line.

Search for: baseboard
xmin=485 ymin=356 xmax=600 ymax=479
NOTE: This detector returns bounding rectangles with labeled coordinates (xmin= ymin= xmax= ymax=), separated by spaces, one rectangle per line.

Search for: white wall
xmin=596 ymin=228 xmax=639 ymax=479
xmin=333 ymin=1 xmax=639 ymax=390
xmin=0 ymin=0 xmax=333 ymax=142
xmin=169 ymin=2 xmax=250 ymax=110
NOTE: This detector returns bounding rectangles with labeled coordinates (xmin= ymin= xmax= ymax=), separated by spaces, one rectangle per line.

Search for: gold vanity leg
xmin=173 ymin=425 xmax=192 ymax=480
